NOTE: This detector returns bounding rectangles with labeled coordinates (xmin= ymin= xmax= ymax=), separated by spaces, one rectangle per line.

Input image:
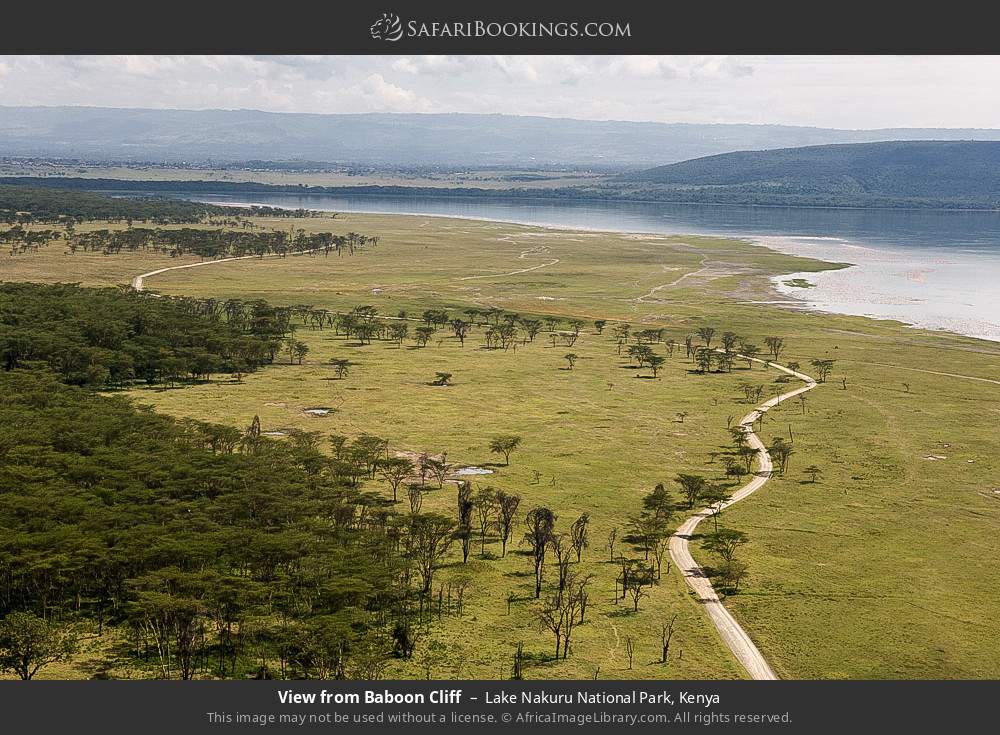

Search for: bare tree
xmin=456 ymin=481 xmax=474 ymax=563
xmin=570 ymin=513 xmax=590 ymax=562
xmin=660 ymin=614 xmax=678 ymax=664
xmin=549 ymin=533 xmax=573 ymax=592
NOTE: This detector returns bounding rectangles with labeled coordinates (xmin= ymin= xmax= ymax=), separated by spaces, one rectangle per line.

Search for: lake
xmin=187 ymin=192 xmax=1000 ymax=342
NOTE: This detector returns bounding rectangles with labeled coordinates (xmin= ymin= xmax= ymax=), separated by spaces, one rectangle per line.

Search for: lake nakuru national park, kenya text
xmin=277 ymin=689 xmax=716 ymax=706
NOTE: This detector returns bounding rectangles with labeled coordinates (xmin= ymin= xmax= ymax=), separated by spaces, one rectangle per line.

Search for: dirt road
xmin=131 ymin=249 xmax=322 ymax=292
xmin=668 ymin=357 xmax=817 ymax=680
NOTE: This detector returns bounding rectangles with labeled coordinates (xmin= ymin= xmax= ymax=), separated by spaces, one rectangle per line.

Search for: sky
xmin=1 ymin=55 xmax=999 ymax=129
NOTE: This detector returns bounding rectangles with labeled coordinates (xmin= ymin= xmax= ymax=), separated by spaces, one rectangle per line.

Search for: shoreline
xmin=204 ymin=199 xmax=1000 ymax=345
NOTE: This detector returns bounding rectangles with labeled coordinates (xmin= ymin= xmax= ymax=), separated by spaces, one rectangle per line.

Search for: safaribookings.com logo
xmin=370 ymin=13 xmax=631 ymax=42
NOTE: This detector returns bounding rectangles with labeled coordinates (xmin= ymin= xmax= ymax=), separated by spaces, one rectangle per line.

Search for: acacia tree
xmin=432 ymin=372 xmax=453 ymax=386
xmin=523 ymin=507 xmax=557 ymax=598
xmin=474 ymin=487 xmax=498 ymax=555
xmin=701 ymin=528 xmax=749 ymax=563
xmin=292 ymin=342 xmax=309 ymax=364
xmin=425 ymin=456 xmax=450 ymax=487
xmin=564 ymin=353 xmax=578 ymax=370
xmin=695 ymin=349 xmax=714 ymax=374
xmin=622 ymin=560 xmax=654 ymax=612
xmin=406 ymin=513 xmax=456 ymax=596
xmin=739 ymin=342 xmax=760 ymax=368
xmin=702 ymin=528 xmax=751 ymax=593
xmin=770 ymin=437 xmax=795 ymax=475
xmin=810 ymin=358 xmax=835 ymax=383
xmin=378 ymin=457 xmax=414 ymax=503
xmin=700 ymin=484 xmax=733 ymax=532
xmin=643 ymin=483 xmax=674 ymax=524
xmin=329 ymin=358 xmax=350 ymax=379
xmin=450 ymin=318 xmax=471 ymax=347
xmin=389 ymin=322 xmax=408 ymax=346
xmin=0 ymin=612 xmax=78 ymax=680
xmin=683 ymin=335 xmax=695 ymax=358
xmin=697 ymin=326 xmax=715 ymax=348
xmin=676 ymin=473 xmax=707 ymax=509
xmin=414 ymin=326 xmax=435 ymax=348
xmin=649 ymin=354 xmax=666 ymax=378
xmin=407 ymin=484 xmax=424 ymax=514
xmin=489 ymin=435 xmax=522 ymax=466
xmin=764 ymin=336 xmax=785 ymax=362
xmin=495 ymin=491 xmax=521 ymax=557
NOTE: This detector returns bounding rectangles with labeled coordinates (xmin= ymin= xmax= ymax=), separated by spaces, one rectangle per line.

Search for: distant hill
xmin=5 ymin=140 xmax=1000 ymax=211
xmin=4 ymin=106 xmax=1000 ymax=168
xmin=594 ymin=141 xmax=1000 ymax=208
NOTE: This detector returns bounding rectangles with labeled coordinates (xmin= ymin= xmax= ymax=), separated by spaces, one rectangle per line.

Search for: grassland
xmin=3 ymin=212 xmax=999 ymax=680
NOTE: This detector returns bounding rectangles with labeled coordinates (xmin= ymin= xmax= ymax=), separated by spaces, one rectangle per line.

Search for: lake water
xmin=188 ymin=192 xmax=1000 ymax=342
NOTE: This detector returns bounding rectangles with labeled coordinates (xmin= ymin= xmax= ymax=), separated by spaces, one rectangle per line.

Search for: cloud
xmin=0 ymin=55 xmax=997 ymax=129
xmin=349 ymin=73 xmax=431 ymax=112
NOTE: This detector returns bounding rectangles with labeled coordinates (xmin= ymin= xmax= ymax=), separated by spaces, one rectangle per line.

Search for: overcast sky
xmin=2 ymin=55 xmax=999 ymax=129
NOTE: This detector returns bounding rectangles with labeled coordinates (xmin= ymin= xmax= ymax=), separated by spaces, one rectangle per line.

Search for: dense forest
xmin=0 ymin=283 xmax=445 ymax=680
xmin=4 ymin=225 xmax=375 ymax=259
xmin=0 ymin=368 xmax=407 ymax=680
xmin=0 ymin=283 xmax=292 ymax=387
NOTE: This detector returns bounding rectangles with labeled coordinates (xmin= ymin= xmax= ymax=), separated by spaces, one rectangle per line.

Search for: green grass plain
xmin=3 ymin=212 xmax=999 ymax=679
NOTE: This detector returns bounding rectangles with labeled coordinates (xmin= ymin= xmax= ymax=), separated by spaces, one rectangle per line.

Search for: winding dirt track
xmin=458 ymin=246 xmax=560 ymax=281
xmin=668 ymin=357 xmax=818 ymax=680
xmin=131 ymin=249 xmax=322 ymax=292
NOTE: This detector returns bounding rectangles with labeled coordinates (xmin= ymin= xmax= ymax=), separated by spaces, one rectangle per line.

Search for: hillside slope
xmin=601 ymin=141 xmax=1000 ymax=208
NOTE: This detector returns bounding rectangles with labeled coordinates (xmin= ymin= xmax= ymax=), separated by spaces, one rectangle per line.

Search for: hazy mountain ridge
xmin=593 ymin=141 xmax=1000 ymax=208
xmin=4 ymin=105 xmax=1000 ymax=168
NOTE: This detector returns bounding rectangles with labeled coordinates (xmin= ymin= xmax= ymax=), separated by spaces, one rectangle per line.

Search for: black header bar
xmin=0 ymin=1 xmax=996 ymax=54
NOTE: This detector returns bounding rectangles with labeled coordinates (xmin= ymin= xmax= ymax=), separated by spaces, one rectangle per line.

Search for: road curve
xmin=131 ymin=249 xmax=322 ymax=292
xmin=668 ymin=356 xmax=818 ymax=680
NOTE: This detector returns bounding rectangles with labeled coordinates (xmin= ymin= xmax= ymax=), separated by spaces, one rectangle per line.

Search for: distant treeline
xmin=0 ymin=183 xmax=321 ymax=223
xmin=66 ymin=227 xmax=377 ymax=260
xmin=4 ymin=225 xmax=377 ymax=259
xmin=7 ymin=167 xmax=1000 ymax=210
xmin=0 ymin=283 xmax=294 ymax=386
